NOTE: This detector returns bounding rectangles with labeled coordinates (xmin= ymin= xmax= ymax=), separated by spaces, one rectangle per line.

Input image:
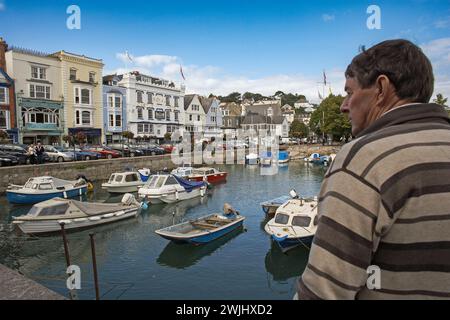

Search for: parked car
xmin=18 ymin=144 xmax=51 ymax=163
xmin=160 ymin=143 xmax=175 ymax=153
xmin=44 ymin=145 xmax=74 ymax=162
xmin=107 ymin=144 xmax=144 ymax=157
xmin=0 ymin=152 xmax=19 ymax=166
xmin=132 ymin=144 xmax=165 ymax=156
xmin=83 ymin=145 xmax=121 ymax=159
xmin=57 ymin=147 xmax=99 ymax=161
xmin=0 ymin=144 xmax=33 ymax=164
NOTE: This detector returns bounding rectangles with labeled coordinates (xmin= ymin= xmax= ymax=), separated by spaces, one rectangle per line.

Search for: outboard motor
xmin=76 ymin=174 xmax=94 ymax=192
xmin=121 ymin=193 xmax=141 ymax=207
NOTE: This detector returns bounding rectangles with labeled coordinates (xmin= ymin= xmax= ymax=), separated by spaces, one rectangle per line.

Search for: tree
xmin=122 ymin=131 xmax=134 ymax=144
xmin=309 ymin=94 xmax=351 ymax=141
xmin=164 ymin=132 xmax=171 ymax=141
xmin=434 ymin=93 xmax=448 ymax=107
xmin=219 ymin=92 xmax=242 ymax=103
xmin=289 ymin=120 xmax=309 ymax=138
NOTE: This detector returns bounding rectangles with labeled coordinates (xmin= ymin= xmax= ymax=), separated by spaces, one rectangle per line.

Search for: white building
xmin=200 ymin=96 xmax=222 ymax=139
xmin=184 ymin=94 xmax=205 ymax=135
xmin=118 ymin=71 xmax=185 ymax=141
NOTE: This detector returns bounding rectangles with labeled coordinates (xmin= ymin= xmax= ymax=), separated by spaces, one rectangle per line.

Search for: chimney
xmin=0 ymin=37 xmax=7 ymax=70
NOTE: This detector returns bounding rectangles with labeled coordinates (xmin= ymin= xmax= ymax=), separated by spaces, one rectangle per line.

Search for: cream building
xmin=52 ymin=51 xmax=104 ymax=144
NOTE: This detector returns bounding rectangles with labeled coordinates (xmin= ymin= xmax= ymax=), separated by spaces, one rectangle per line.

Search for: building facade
xmin=119 ymin=71 xmax=185 ymax=142
xmin=184 ymin=94 xmax=205 ymax=135
xmin=53 ymin=51 xmax=104 ymax=145
xmin=220 ymin=102 xmax=242 ymax=138
xmin=241 ymin=113 xmax=290 ymax=139
xmin=103 ymin=75 xmax=127 ymax=144
xmin=0 ymin=38 xmax=17 ymax=142
xmin=5 ymin=47 xmax=63 ymax=145
xmin=200 ymin=96 xmax=222 ymax=139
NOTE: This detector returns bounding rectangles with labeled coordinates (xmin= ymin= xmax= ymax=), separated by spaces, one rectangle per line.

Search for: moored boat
xmin=278 ymin=150 xmax=290 ymax=164
xmin=245 ymin=153 xmax=259 ymax=165
xmin=138 ymin=174 xmax=207 ymax=204
xmin=12 ymin=193 xmax=142 ymax=234
xmin=6 ymin=176 xmax=88 ymax=205
xmin=188 ymin=167 xmax=227 ymax=184
xmin=264 ymin=196 xmax=318 ymax=253
xmin=155 ymin=212 xmax=245 ymax=245
xmin=137 ymin=168 xmax=151 ymax=182
xmin=101 ymin=171 xmax=144 ymax=193
xmin=260 ymin=189 xmax=300 ymax=218
xmin=171 ymin=166 xmax=194 ymax=179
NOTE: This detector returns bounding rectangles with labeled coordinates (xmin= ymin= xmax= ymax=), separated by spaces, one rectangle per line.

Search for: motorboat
xmin=188 ymin=167 xmax=227 ymax=184
xmin=155 ymin=212 xmax=245 ymax=245
xmin=6 ymin=176 xmax=88 ymax=205
xmin=101 ymin=171 xmax=144 ymax=193
xmin=304 ymin=153 xmax=320 ymax=162
xmin=171 ymin=166 xmax=194 ymax=179
xmin=245 ymin=153 xmax=259 ymax=165
xmin=260 ymin=151 xmax=273 ymax=167
xmin=12 ymin=193 xmax=142 ymax=234
xmin=278 ymin=151 xmax=290 ymax=164
xmin=137 ymin=168 xmax=151 ymax=182
xmin=304 ymin=153 xmax=331 ymax=165
xmin=138 ymin=174 xmax=207 ymax=204
xmin=264 ymin=195 xmax=318 ymax=253
xmin=261 ymin=189 xmax=302 ymax=218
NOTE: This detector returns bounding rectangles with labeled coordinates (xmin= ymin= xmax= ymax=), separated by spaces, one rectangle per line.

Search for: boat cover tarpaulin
xmin=173 ymin=175 xmax=206 ymax=192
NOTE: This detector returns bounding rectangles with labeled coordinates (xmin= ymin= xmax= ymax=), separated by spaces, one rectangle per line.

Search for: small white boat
xmin=264 ymin=196 xmax=319 ymax=253
xmin=101 ymin=172 xmax=144 ymax=193
xmin=13 ymin=193 xmax=142 ymax=234
xmin=245 ymin=153 xmax=259 ymax=165
xmin=6 ymin=176 xmax=88 ymax=204
xmin=137 ymin=168 xmax=151 ymax=182
xmin=138 ymin=174 xmax=207 ymax=204
xmin=171 ymin=166 xmax=194 ymax=179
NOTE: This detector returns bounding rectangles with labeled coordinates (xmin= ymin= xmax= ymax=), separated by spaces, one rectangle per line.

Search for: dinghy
xmin=155 ymin=212 xmax=245 ymax=245
xmin=6 ymin=176 xmax=88 ymax=204
xmin=12 ymin=193 xmax=142 ymax=234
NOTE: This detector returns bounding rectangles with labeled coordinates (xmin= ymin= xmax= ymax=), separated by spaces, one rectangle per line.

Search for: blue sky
xmin=1 ymin=0 xmax=449 ymax=101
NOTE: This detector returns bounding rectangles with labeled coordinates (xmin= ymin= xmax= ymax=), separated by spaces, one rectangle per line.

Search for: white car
xmin=44 ymin=145 xmax=74 ymax=162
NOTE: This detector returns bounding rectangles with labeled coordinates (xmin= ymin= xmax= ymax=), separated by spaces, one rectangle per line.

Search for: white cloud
xmin=322 ymin=14 xmax=335 ymax=22
xmin=421 ymin=38 xmax=450 ymax=99
xmin=109 ymin=53 xmax=346 ymax=104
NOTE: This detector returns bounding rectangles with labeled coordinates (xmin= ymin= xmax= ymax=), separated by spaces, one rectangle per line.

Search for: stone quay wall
xmin=0 ymin=154 xmax=177 ymax=195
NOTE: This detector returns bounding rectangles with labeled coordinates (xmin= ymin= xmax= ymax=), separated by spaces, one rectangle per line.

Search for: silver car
xmin=44 ymin=145 xmax=74 ymax=162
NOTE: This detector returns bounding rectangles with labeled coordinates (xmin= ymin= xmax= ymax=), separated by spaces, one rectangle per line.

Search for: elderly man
xmin=296 ymin=39 xmax=450 ymax=299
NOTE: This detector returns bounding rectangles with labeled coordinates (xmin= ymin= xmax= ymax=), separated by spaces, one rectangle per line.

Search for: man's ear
xmin=375 ymin=75 xmax=393 ymax=106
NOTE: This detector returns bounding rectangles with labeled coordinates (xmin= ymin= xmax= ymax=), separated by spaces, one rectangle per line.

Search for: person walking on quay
xmin=35 ymin=141 xmax=44 ymax=165
xmin=296 ymin=39 xmax=450 ymax=300
xmin=27 ymin=143 xmax=36 ymax=165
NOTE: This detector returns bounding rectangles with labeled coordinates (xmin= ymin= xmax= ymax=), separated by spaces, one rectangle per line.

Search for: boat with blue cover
xmin=264 ymin=196 xmax=318 ymax=253
xmin=155 ymin=212 xmax=245 ymax=245
xmin=138 ymin=174 xmax=207 ymax=204
xmin=137 ymin=168 xmax=151 ymax=182
xmin=6 ymin=176 xmax=88 ymax=204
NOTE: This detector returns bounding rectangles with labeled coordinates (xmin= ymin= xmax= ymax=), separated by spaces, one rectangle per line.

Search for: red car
xmin=161 ymin=144 xmax=175 ymax=153
xmin=83 ymin=146 xmax=121 ymax=159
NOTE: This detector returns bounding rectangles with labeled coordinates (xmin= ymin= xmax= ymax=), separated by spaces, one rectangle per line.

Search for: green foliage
xmin=122 ymin=131 xmax=134 ymax=140
xmin=219 ymin=92 xmax=242 ymax=103
xmin=309 ymin=94 xmax=351 ymax=140
xmin=289 ymin=120 xmax=309 ymax=138
xmin=434 ymin=93 xmax=448 ymax=107
xmin=281 ymin=93 xmax=306 ymax=107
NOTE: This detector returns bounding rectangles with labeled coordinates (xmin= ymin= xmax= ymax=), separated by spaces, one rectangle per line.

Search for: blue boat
xmin=155 ymin=213 xmax=245 ymax=245
xmin=6 ymin=176 xmax=88 ymax=204
xmin=278 ymin=151 xmax=290 ymax=163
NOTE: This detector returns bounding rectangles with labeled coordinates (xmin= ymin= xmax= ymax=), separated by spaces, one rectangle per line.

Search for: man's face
xmin=340 ymin=77 xmax=378 ymax=136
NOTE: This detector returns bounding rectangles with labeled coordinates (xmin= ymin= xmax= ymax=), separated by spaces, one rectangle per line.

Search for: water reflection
xmin=157 ymin=226 xmax=245 ymax=269
xmin=264 ymin=240 xmax=310 ymax=282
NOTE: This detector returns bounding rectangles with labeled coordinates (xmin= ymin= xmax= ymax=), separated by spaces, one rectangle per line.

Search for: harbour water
xmin=0 ymin=161 xmax=326 ymax=300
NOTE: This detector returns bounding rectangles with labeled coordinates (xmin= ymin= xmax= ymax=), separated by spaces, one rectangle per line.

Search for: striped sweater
xmin=297 ymin=103 xmax=450 ymax=300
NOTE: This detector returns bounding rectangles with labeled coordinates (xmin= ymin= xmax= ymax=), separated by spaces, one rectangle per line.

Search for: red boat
xmin=188 ymin=167 xmax=227 ymax=184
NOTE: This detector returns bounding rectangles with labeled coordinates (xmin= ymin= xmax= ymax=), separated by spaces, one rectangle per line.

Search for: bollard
xmin=89 ymin=233 xmax=100 ymax=300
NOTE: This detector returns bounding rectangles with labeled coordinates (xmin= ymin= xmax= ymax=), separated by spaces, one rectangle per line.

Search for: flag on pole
xmin=318 ymin=90 xmax=323 ymax=100
xmin=180 ymin=65 xmax=186 ymax=81
xmin=323 ymin=70 xmax=327 ymax=86
xmin=125 ymin=50 xmax=133 ymax=62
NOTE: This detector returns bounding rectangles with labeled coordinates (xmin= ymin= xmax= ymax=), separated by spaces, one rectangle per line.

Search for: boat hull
xmin=102 ymin=183 xmax=143 ymax=194
xmin=189 ymin=173 xmax=227 ymax=184
xmin=160 ymin=187 xmax=206 ymax=204
xmin=272 ymin=234 xmax=314 ymax=253
xmin=6 ymin=186 xmax=87 ymax=204
xmin=14 ymin=208 xmax=139 ymax=234
xmin=157 ymin=217 xmax=244 ymax=245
